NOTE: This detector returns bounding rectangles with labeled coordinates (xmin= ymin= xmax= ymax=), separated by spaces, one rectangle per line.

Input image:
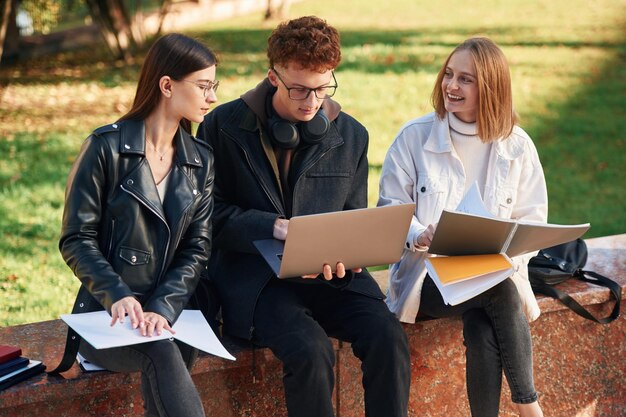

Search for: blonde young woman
xmin=378 ymin=37 xmax=546 ymax=417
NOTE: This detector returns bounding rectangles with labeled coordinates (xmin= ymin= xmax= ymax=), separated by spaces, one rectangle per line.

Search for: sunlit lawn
xmin=1 ymin=0 xmax=625 ymax=326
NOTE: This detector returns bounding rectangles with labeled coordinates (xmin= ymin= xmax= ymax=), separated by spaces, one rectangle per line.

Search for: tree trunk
xmin=264 ymin=0 xmax=291 ymax=20
xmin=84 ymin=0 xmax=124 ymax=60
xmin=108 ymin=0 xmax=139 ymax=50
xmin=84 ymin=0 xmax=145 ymax=63
xmin=0 ymin=0 xmax=18 ymax=64
xmin=132 ymin=0 xmax=145 ymax=45
xmin=155 ymin=0 xmax=172 ymax=37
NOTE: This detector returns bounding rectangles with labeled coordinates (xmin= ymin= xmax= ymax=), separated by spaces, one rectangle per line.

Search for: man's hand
xmin=273 ymin=218 xmax=289 ymax=240
xmin=302 ymin=263 xmax=363 ymax=280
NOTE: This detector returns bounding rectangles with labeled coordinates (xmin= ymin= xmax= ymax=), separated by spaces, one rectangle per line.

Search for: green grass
xmin=1 ymin=0 xmax=625 ymax=326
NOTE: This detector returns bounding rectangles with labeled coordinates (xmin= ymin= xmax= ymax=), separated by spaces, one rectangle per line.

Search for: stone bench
xmin=1 ymin=234 xmax=624 ymax=417
xmin=367 ymin=234 xmax=626 ymax=417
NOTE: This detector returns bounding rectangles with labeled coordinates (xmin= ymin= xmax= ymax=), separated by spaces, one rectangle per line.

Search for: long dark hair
xmin=119 ymin=33 xmax=218 ymax=133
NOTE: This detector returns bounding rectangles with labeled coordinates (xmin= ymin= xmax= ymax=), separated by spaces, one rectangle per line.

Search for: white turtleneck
xmin=448 ymin=112 xmax=491 ymax=195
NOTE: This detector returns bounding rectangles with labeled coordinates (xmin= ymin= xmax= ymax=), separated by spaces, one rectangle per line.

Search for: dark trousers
xmin=420 ymin=276 xmax=538 ymax=417
xmin=252 ymin=279 xmax=411 ymax=417
xmin=79 ymin=338 xmax=205 ymax=417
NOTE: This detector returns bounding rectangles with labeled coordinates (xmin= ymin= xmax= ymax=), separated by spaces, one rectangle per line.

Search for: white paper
xmin=77 ymin=353 xmax=106 ymax=372
xmin=166 ymin=311 xmax=235 ymax=361
xmin=430 ymin=267 xmax=512 ymax=306
xmin=455 ymin=182 xmax=494 ymax=218
xmin=61 ymin=310 xmax=235 ymax=361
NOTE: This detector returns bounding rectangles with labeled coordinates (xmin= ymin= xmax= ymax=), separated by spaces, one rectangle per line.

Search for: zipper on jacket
xmin=120 ymin=183 xmax=171 ymax=281
xmin=173 ymin=210 xmax=190 ymax=249
xmin=221 ymin=129 xmax=284 ymax=215
xmin=106 ymin=218 xmax=116 ymax=259
xmin=174 ymin=165 xmax=204 ymax=246
xmin=247 ymin=272 xmax=275 ymax=340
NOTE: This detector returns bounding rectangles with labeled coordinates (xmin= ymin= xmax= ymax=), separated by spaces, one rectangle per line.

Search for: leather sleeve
xmin=59 ymin=135 xmax=134 ymax=311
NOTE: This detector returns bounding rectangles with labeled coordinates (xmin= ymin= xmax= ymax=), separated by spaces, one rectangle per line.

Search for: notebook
xmin=253 ymin=204 xmax=415 ymax=278
xmin=0 ymin=360 xmax=45 ymax=391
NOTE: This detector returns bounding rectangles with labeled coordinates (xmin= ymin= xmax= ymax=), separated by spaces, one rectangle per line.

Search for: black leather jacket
xmin=60 ymin=119 xmax=214 ymax=324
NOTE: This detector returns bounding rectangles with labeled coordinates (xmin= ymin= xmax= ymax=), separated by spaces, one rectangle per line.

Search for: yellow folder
xmin=426 ymin=254 xmax=513 ymax=285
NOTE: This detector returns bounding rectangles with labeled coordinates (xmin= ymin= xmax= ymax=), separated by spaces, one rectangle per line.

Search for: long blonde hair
xmin=431 ymin=37 xmax=517 ymax=142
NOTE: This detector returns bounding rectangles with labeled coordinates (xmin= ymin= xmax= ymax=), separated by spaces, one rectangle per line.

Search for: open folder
xmin=426 ymin=183 xmax=590 ymax=305
xmin=61 ymin=310 xmax=235 ymax=361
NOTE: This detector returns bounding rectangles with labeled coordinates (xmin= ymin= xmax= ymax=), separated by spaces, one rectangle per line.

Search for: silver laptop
xmin=253 ymin=204 xmax=415 ymax=278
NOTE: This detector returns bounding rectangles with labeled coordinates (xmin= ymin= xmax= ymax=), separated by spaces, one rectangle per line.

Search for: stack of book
xmin=0 ymin=345 xmax=46 ymax=391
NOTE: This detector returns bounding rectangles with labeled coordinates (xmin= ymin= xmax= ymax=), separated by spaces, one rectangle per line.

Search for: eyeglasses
xmin=180 ymin=79 xmax=220 ymax=97
xmin=272 ymin=69 xmax=338 ymax=100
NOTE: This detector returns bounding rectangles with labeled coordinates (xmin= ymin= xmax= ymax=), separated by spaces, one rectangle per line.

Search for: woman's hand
xmin=110 ymin=297 xmax=174 ymax=337
xmin=140 ymin=312 xmax=175 ymax=337
xmin=416 ymin=223 xmax=438 ymax=248
xmin=110 ymin=296 xmax=145 ymax=329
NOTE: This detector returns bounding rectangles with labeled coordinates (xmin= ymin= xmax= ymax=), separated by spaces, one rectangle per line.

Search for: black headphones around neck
xmin=265 ymin=94 xmax=330 ymax=149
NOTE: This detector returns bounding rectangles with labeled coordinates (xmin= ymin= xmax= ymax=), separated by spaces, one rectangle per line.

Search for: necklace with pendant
xmin=146 ymin=139 xmax=172 ymax=161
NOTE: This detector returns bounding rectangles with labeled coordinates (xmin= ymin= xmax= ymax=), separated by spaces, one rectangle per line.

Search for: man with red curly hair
xmin=197 ymin=16 xmax=410 ymax=417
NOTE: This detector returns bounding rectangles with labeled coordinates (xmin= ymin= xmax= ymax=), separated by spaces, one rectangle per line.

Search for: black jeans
xmin=252 ymin=279 xmax=411 ymax=417
xmin=420 ymin=276 xmax=538 ymax=417
xmin=79 ymin=338 xmax=205 ymax=417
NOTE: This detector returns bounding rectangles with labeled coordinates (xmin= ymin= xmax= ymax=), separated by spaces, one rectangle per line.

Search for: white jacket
xmin=378 ymin=112 xmax=548 ymax=323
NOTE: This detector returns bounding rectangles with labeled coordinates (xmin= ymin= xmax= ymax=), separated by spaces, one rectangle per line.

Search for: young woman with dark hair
xmin=54 ymin=33 xmax=218 ymax=417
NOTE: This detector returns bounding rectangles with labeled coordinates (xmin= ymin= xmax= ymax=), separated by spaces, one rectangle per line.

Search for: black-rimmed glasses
xmin=180 ymin=79 xmax=220 ymax=97
xmin=272 ymin=69 xmax=338 ymax=100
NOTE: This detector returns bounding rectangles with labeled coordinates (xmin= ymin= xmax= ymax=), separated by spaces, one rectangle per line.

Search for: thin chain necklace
xmin=146 ymin=139 xmax=173 ymax=161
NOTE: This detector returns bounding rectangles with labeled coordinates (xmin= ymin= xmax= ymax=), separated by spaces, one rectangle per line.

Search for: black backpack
xmin=528 ymin=238 xmax=622 ymax=324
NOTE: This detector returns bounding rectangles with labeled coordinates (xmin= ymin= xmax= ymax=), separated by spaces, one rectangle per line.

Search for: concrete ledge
xmin=1 ymin=235 xmax=624 ymax=416
xmin=0 ymin=322 xmax=296 ymax=416
xmin=355 ymin=234 xmax=626 ymax=417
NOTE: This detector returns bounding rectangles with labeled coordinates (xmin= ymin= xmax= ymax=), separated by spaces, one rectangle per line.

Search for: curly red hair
xmin=267 ymin=16 xmax=341 ymax=72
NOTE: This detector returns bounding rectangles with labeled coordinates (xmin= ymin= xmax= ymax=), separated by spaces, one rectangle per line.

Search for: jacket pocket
xmin=495 ymin=186 xmax=517 ymax=218
xmin=300 ymin=171 xmax=353 ymax=206
xmin=119 ymin=246 xmax=151 ymax=266
xmin=415 ymin=174 xmax=445 ymax=224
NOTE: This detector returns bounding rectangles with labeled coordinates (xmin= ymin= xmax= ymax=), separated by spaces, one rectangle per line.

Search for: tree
xmin=0 ymin=0 xmax=147 ymax=64
xmin=84 ymin=0 xmax=144 ymax=63
xmin=264 ymin=0 xmax=291 ymax=20
xmin=0 ymin=0 xmax=19 ymax=63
